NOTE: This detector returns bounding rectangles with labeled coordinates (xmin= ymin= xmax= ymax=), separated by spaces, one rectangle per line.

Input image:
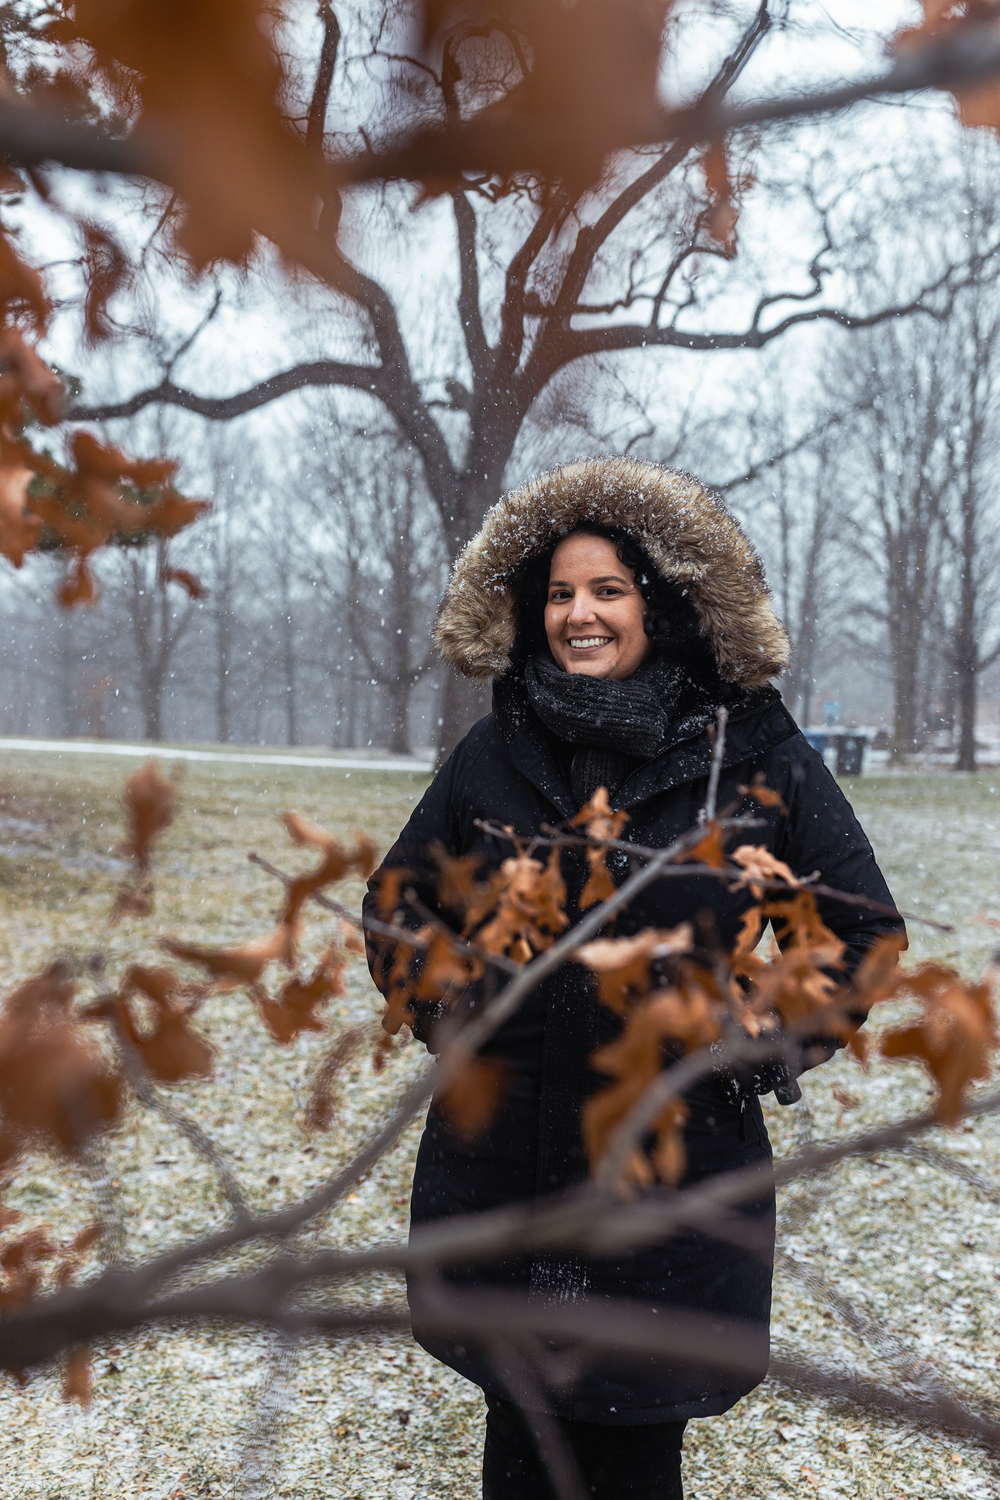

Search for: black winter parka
xmin=364 ymin=684 xmax=902 ymax=1425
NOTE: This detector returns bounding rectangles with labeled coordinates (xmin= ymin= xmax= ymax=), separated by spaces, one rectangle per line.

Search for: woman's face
xmin=544 ymin=533 xmax=650 ymax=680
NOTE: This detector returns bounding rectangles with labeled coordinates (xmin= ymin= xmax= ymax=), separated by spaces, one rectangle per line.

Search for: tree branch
xmin=306 ymin=2 xmax=341 ymax=162
xmin=549 ymin=257 xmax=983 ymax=365
xmin=451 ymin=190 xmax=492 ymax=385
xmin=66 ymin=361 xmax=389 ymax=423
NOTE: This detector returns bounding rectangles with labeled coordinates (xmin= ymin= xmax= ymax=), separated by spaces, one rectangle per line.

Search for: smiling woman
xmin=544 ymin=532 xmax=650 ymax=679
xmin=364 ymin=458 xmax=903 ymax=1500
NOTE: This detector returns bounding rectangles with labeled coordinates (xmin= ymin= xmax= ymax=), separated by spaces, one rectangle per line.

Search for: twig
xmin=79 ymin=1141 xmax=126 ymax=1268
xmin=766 ymin=1348 xmax=1000 ymax=1455
xmin=482 ymin=819 xmax=951 ymax=932
xmin=232 ymin=1327 xmax=297 ymax=1500
xmin=8 ymin=1084 xmax=1000 ymax=1380
xmin=702 ymin=705 xmax=729 ymax=823
xmin=304 ymin=1021 xmax=376 ymax=1133
xmin=896 ymin=1142 xmax=1000 ymax=1206
xmin=114 ymin=1030 xmax=251 ymax=1226
xmin=402 ymin=886 xmax=521 ymax=975
xmin=248 ymin=850 xmax=421 ymax=950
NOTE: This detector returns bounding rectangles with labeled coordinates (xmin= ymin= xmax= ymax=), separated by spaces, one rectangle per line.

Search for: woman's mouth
xmin=568 ymin=636 xmax=613 ymax=651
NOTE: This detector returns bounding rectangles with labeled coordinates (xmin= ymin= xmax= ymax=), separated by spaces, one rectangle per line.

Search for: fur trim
xmin=434 ymin=459 xmax=790 ymax=689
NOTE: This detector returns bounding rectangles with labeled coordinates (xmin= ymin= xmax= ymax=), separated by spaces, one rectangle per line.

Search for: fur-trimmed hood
xmin=434 ymin=458 xmax=789 ymax=689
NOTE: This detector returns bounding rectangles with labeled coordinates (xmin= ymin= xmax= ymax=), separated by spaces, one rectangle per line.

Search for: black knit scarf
xmin=524 ymin=651 xmax=690 ymax=807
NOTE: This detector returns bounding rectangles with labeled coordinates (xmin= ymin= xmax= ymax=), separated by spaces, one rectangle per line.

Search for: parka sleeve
xmin=772 ymin=736 xmax=904 ymax=965
xmin=362 ymin=740 xmax=465 ymax=1050
xmin=763 ymin=734 xmax=906 ymax=1100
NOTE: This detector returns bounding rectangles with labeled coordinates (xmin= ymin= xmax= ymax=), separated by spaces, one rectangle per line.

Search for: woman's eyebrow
xmin=548 ymin=573 xmax=631 ymax=587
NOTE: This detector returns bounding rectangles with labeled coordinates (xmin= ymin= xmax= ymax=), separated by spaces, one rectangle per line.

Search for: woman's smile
xmin=544 ymin=532 xmax=650 ymax=680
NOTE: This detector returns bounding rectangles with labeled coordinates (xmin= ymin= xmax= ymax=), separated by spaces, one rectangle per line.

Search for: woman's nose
xmin=567 ymin=591 xmax=596 ymax=624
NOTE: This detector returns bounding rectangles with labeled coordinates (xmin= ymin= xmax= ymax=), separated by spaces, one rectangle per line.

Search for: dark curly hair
xmin=508 ymin=522 xmax=717 ymax=677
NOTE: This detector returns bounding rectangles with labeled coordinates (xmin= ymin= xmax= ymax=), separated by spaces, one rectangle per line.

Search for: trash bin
xmin=835 ymin=734 xmax=866 ymax=776
xmin=803 ymin=732 xmax=827 ymax=757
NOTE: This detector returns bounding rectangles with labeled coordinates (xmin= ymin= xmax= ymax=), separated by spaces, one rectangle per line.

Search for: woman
xmin=364 ymin=458 xmax=901 ymax=1499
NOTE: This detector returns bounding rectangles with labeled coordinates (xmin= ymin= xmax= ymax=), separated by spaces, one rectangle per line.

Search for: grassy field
xmin=0 ymin=749 xmax=998 ymax=1500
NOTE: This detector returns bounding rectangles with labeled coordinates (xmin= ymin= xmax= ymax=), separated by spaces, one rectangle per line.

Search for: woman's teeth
xmin=569 ymin=636 xmax=612 ymax=649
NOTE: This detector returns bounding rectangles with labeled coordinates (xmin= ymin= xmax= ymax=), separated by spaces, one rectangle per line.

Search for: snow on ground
xmin=0 ymin=749 xmax=997 ymax=1499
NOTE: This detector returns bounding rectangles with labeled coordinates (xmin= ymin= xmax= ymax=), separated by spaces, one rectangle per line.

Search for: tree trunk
xmin=386 ymin=678 xmax=411 ymax=754
xmin=142 ymin=677 xmax=163 ymax=742
xmin=954 ymin=526 xmax=978 ymax=772
xmin=216 ymin=617 xmax=231 ymax=743
xmin=891 ymin=640 xmax=919 ymax=761
xmin=955 ymin=659 xmax=977 ymax=771
xmin=282 ymin=614 xmax=298 ymax=746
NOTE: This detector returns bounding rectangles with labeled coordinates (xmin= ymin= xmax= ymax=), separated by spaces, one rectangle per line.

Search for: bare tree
xmin=60 ymin=4 xmax=990 ymax=754
xmin=300 ymin=426 xmax=447 ymax=754
xmin=113 ymin=537 xmax=199 ymax=742
xmin=831 ymin=317 xmax=957 ymax=757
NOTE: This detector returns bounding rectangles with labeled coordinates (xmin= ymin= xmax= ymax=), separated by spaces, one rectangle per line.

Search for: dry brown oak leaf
xmin=894 ymin=0 xmax=1000 ymax=130
xmin=583 ymin=981 xmax=724 ymax=1188
xmin=680 ymin=820 xmax=728 ymax=869
xmin=578 ymin=925 xmax=694 ymax=1014
xmin=280 ymin=812 xmax=377 ymax=928
xmin=571 ymin=785 xmax=630 ymax=910
xmin=255 ymin=939 xmax=347 ymax=1044
xmin=474 ymin=847 xmax=568 ymax=963
xmin=162 ymin=924 xmax=295 ymax=987
xmin=881 ymin=962 xmax=998 ymax=1125
xmin=729 ymin=844 xmax=799 ymax=901
xmin=0 ymin=966 xmax=123 ymax=1164
xmin=120 ymin=758 xmax=176 ymax=872
xmin=421 ymin=0 xmax=672 ymax=189
xmin=82 ymin=965 xmax=215 ymax=1083
xmin=52 ymin=0 xmax=323 ymax=270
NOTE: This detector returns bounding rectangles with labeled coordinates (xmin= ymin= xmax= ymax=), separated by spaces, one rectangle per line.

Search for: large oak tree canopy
xmin=1 ymin=0 xmax=1000 ymax=744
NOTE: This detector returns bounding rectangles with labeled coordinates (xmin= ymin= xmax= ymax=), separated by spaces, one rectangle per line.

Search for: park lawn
xmin=0 ymin=750 xmax=997 ymax=1499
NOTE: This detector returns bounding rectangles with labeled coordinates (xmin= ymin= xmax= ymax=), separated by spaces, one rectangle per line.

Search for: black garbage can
xmin=835 ymin=734 xmax=866 ymax=776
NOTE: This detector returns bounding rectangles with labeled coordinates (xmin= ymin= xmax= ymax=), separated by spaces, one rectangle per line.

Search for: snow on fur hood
xmin=434 ymin=458 xmax=790 ymax=690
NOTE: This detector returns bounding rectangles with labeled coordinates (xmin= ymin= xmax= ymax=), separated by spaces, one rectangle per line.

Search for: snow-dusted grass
xmin=0 ymin=753 xmax=998 ymax=1499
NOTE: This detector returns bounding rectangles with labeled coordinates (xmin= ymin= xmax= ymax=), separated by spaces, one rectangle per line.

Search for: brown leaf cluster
xmin=0 ymin=1218 xmax=102 ymax=1403
xmin=474 ymin=847 xmax=568 ymax=963
xmin=0 ymin=222 xmax=207 ymax=601
xmin=164 ymin=812 xmax=372 ymax=1044
xmin=82 ymin=966 xmax=215 ymax=1084
xmin=579 ymin=924 xmax=718 ymax=1186
xmin=880 ymin=962 xmax=997 ymax=1124
xmin=571 ymin=786 xmax=629 ymax=909
xmin=49 ymin=0 xmax=324 ymax=270
xmin=729 ymin=891 xmax=850 ymax=1046
xmin=583 ymin=976 xmax=724 ymax=1187
xmin=0 ymin=965 xmax=123 ymax=1165
xmin=432 ymin=841 xmax=568 ymax=963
